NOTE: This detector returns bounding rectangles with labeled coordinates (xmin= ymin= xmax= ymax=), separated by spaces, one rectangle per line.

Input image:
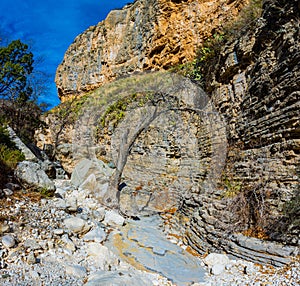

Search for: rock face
xmin=58 ymin=72 xmax=227 ymax=215
xmin=37 ymin=0 xmax=300 ymax=266
xmin=177 ymin=0 xmax=300 ymax=265
xmin=15 ymin=161 xmax=56 ymax=192
xmin=55 ymin=0 xmax=245 ymax=100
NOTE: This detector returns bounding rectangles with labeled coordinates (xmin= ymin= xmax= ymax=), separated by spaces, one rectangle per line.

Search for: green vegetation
xmin=0 ymin=144 xmax=24 ymax=169
xmin=0 ymin=39 xmax=46 ymax=143
xmin=0 ymin=124 xmax=24 ymax=187
xmin=100 ymin=100 xmax=127 ymax=128
xmin=170 ymin=60 xmax=203 ymax=84
xmin=99 ymin=92 xmax=154 ymax=129
xmin=220 ymin=176 xmax=242 ymax=198
xmin=0 ymin=38 xmax=48 ymax=187
xmin=39 ymin=187 xmax=55 ymax=198
xmin=171 ymin=0 xmax=263 ymax=89
xmin=0 ymin=40 xmax=33 ymax=102
xmin=223 ymin=0 xmax=263 ymax=38
xmin=49 ymin=94 xmax=89 ymax=124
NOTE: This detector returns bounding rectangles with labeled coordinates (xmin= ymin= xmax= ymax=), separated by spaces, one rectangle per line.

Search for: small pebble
xmin=2 ymin=235 xmax=15 ymax=248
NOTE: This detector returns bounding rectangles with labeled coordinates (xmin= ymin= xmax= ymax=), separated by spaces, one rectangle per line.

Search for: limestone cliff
xmin=37 ymin=0 xmax=300 ymax=266
xmin=55 ymin=0 xmax=245 ymax=100
xmin=177 ymin=0 xmax=300 ymax=265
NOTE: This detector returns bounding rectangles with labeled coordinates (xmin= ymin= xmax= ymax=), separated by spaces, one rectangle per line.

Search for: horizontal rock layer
xmin=177 ymin=0 xmax=300 ymax=265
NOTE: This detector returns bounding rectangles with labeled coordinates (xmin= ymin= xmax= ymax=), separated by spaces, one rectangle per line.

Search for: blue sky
xmin=0 ymin=0 xmax=132 ymax=108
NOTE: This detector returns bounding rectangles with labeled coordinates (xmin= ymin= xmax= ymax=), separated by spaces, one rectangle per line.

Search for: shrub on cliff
xmin=176 ymin=0 xmax=263 ymax=90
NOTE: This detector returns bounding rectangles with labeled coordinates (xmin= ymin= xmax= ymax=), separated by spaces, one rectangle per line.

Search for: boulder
xmin=103 ymin=210 xmax=125 ymax=226
xmin=71 ymin=159 xmax=113 ymax=188
xmin=211 ymin=264 xmax=225 ymax=275
xmin=63 ymin=217 xmax=90 ymax=234
xmin=85 ymin=243 xmax=118 ymax=269
xmin=15 ymin=161 xmax=55 ymax=192
xmin=203 ymin=253 xmax=230 ymax=270
xmin=83 ymin=227 xmax=107 ymax=243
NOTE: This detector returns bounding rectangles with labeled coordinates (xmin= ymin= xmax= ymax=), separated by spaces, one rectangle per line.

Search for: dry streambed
xmin=0 ymin=179 xmax=299 ymax=286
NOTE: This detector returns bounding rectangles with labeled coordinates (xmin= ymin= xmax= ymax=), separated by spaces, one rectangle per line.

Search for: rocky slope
xmin=55 ymin=0 xmax=246 ymax=100
xmin=2 ymin=174 xmax=299 ymax=285
xmin=36 ymin=0 xmax=299 ymax=270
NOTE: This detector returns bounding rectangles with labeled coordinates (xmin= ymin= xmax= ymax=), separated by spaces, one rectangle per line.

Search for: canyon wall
xmin=37 ymin=0 xmax=300 ymax=266
xmin=177 ymin=0 xmax=300 ymax=265
xmin=55 ymin=0 xmax=245 ymax=100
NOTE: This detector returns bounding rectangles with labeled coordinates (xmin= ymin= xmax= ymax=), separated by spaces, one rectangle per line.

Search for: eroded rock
xmin=63 ymin=217 xmax=90 ymax=234
xmin=15 ymin=161 xmax=55 ymax=192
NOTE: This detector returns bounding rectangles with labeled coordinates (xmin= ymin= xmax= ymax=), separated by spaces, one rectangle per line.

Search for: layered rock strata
xmin=37 ymin=0 xmax=300 ymax=266
xmin=177 ymin=0 xmax=300 ymax=266
xmin=55 ymin=0 xmax=246 ymax=100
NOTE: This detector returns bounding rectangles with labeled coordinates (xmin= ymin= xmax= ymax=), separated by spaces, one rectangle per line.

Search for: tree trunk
xmin=103 ymin=106 xmax=159 ymax=208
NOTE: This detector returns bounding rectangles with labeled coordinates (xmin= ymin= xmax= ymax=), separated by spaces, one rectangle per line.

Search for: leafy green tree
xmin=0 ymin=39 xmax=46 ymax=143
xmin=0 ymin=39 xmax=34 ymax=101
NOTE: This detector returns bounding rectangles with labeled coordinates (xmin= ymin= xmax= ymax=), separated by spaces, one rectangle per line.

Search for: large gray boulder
xmin=70 ymin=159 xmax=114 ymax=201
xmin=15 ymin=161 xmax=55 ymax=192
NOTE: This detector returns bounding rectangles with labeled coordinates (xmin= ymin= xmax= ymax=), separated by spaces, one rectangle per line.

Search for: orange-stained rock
xmin=55 ymin=0 xmax=246 ymax=100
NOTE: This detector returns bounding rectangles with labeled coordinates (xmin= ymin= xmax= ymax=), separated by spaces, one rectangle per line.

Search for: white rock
xmin=54 ymin=198 xmax=67 ymax=210
xmin=79 ymin=173 xmax=97 ymax=192
xmin=64 ymin=217 xmax=90 ymax=234
xmin=27 ymin=251 xmax=36 ymax=264
xmin=54 ymin=187 xmax=67 ymax=198
xmin=3 ymin=188 xmax=13 ymax=196
xmin=66 ymin=196 xmax=77 ymax=212
xmin=47 ymin=241 xmax=54 ymax=249
xmin=53 ymin=228 xmax=64 ymax=235
xmin=211 ymin=263 xmax=225 ymax=275
xmin=61 ymin=234 xmax=76 ymax=252
xmin=92 ymin=208 xmax=106 ymax=221
xmin=83 ymin=227 xmax=107 ymax=243
xmin=86 ymin=242 xmax=106 ymax=257
xmin=24 ymin=238 xmax=41 ymax=250
xmin=203 ymin=253 xmax=230 ymax=267
xmin=2 ymin=235 xmax=15 ymax=248
xmin=86 ymin=243 xmax=117 ymax=269
xmin=103 ymin=210 xmax=125 ymax=226
xmin=14 ymin=161 xmax=55 ymax=191
xmin=65 ymin=264 xmax=87 ymax=278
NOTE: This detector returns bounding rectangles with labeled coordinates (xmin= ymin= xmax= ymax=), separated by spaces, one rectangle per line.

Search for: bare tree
xmin=103 ymin=104 xmax=160 ymax=207
xmin=71 ymin=71 xmax=227 ymax=210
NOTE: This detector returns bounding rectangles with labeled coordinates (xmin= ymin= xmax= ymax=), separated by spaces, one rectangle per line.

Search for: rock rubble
xmin=0 ymin=177 xmax=299 ymax=285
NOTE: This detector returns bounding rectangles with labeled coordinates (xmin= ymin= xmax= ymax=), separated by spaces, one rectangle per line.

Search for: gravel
xmin=0 ymin=179 xmax=299 ymax=286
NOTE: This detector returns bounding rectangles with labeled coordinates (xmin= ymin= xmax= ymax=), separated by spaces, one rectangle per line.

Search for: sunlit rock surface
xmin=55 ymin=0 xmax=245 ymax=100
